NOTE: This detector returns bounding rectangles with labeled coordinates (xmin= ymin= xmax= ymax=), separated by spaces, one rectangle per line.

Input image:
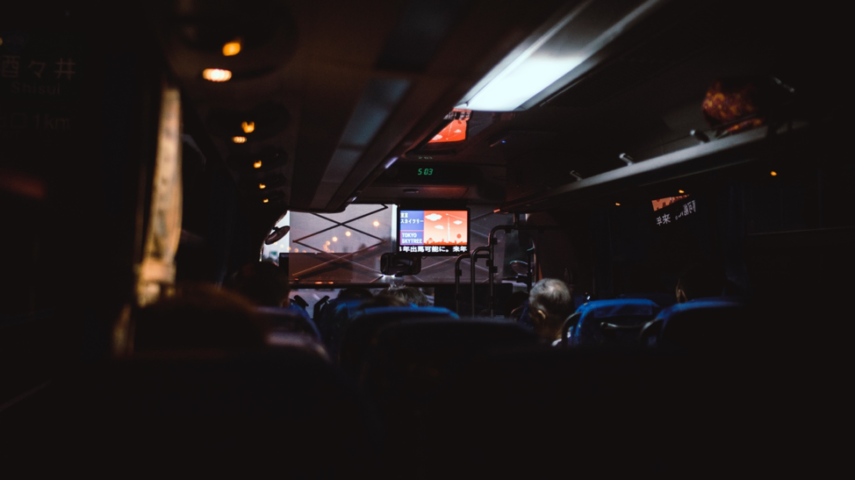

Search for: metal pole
xmin=454 ymin=253 xmax=470 ymax=315
xmin=469 ymin=246 xmax=490 ymax=317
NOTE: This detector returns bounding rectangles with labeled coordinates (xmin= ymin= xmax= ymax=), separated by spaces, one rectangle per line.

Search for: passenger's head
xmin=337 ymin=287 xmax=374 ymax=301
xmin=383 ymin=286 xmax=429 ymax=307
xmin=359 ymin=292 xmax=410 ymax=309
xmin=226 ymin=261 xmax=289 ymax=307
xmin=132 ymin=283 xmax=269 ymax=353
xmin=676 ymin=263 xmax=725 ymax=303
xmin=528 ymin=278 xmax=574 ymax=341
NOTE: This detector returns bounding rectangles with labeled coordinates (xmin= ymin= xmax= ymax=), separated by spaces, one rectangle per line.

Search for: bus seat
xmin=56 ymin=348 xmax=380 ymax=476
xmin=361 ymin=319 xmax=538 ymax=408
xmin=315 ymin=298 xmax=367 ymax=354
xmin=640 ymin=297 xmax=748 ymax=349
xmin=268 ymin=331 xmax=330 ymax=361
xmin=619 ymin=292 xmax=677 ymax=308
xmin=339 ymin=306 xmax=457 ymax=378
xmin=256 ymin=305 xmax=320 ymax=339
xmin=569 ymin=299 xmax=661 ymax=347
xmin=419 ymin=346 xmax=755 ymax=478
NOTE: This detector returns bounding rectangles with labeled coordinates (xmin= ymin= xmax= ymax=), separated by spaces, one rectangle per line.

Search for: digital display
xmin=651 ymin=195 xmax=697 ymax=227
xmin=397 ymin=209 xmax=469 ymax=255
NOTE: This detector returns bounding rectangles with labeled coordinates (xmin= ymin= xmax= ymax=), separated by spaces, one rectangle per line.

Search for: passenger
xmin=132 ymin=283 xmax=268 ymax=352
xmin=383 ymin=286 xmax=429 ymax=307
xmin=528 ymin=278 xmax=575 ymax=343
xmin=675 ymin=262 xmax=726 ymax=303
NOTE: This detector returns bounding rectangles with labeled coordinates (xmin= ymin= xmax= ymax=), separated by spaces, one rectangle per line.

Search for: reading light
xmin=456 ymin=0 xmax=664 ymax=111
xmin=202 ymin=68 xmax=232 ymax=82
xmin=259 ymin=183 xmax=266 ymax=189
xmin=678 ymin=189 xmax=685 ymax=194
xmin=770 ymin=171 xmax=777 ymax=177
xmin=253 ymin=161 xmax=262 ymax=169
xmin=262 ymin=198 xmax=269 ymax=203
xmin=222 ymin=38 xmax=242 ymax=57
xmin=615 ymin=203 xmax=621 ymax=206
xmin=242 ymin=121 xmax=255 ymax=134
xmin=232 ymin=136 xmax=246 ymax=143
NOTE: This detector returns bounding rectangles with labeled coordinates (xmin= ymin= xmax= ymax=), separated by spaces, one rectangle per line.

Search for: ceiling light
xmin=770 ymin=171 xmax=777 ymax=177
xmin=253 ymin=161 xmax=262 ymax=169
xmin=259 ymin=183 xmax=266 ymax=189
xmin=456 ymin=0 xmax=664 ymax=111
xmin=262 ymin=198 xmax=269 ymax=203
xmin=202 ymin=68 xmax=232 ymax=82
xmin=615 ymin=202 xmax=621 ymax=206
xmin=242 ymin=121 xmax=255 ymax=134
xmin=232 ymin=136 xmax=246 ymax=143
xmin=222 ymin=38 xmax=242 ymax=57
xmin=678 ymin=190 xmax=685 ymax=194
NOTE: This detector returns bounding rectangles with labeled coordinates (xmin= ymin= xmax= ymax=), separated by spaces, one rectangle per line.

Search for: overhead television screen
xmin=397 ymin=209 xmax=469 ymax=255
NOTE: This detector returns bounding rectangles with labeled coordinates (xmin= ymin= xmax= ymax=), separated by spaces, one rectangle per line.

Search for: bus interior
xmin=2 ymin=0 xmax=850 ymax=477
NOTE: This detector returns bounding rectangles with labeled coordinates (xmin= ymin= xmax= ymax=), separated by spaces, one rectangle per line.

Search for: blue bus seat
xmin=568 ymin=298 xmax=661 ymax=347
xmin=640 ymin=297 xmax=748 ymax=349
xmin=315 ymin=298 xmax=367 ymax=355
xmin=339 ymin=306 xmax=457 ymax=378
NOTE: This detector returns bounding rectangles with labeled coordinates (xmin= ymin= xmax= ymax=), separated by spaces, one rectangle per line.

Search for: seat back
xmin=569 ymin=299 xmax=660 ymax=347
xmin=256 ymin=305 xmax=320 ymax=339
xmin=642 ymin=297 xmax=748 ymax=349
xmin=362 ymin=318 xmax=538 ymax=409
xmin=57 ymin=348 xmax=379 ymax=476
xmin=338 ymin=306 xmax=457 ymax=378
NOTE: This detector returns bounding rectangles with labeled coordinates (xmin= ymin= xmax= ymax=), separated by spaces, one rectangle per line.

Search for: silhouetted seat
xmin=257 ymin=305 xmax=320 ymax=339
xmin=418 ymin=346 xmax=760 ymax=478
xmin=46 ymin=348 xmax=380 ymax=477
xmin=362 ymin=318 xmax=538 ymax=409
xmin=567 ymin=298 xmax=660 ymax=347
xmin=640 ymin=297 xmax=748 ymax=350
xmin=338 ymin=306 xmax=457 ymax=379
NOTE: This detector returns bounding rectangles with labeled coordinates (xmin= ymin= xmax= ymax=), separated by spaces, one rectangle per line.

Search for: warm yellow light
xmin=345 ymin=231 xmax=351 ymax=237
xmin=293 ymin=248 xmax=299 ymax=253
xmin=373 ymin=220 xmax=380 ymax=227
xmin=222 ymin=38 xmax=242 ymax=57
xmin=678 ymin=189 xmax=685 ymax=194
xmin=259 ymin=183 xmax=266 ymax=189
xmin=202 ymin=68 xmax=232 ymax=82
xmin=770 ymin=171 xmax=777 ymax=177
xmin=242 ymin=121 xmax=255 ymax=134
xmin=332 ymin=237 xmax=338 ymax=242
xmin=0 ymin=38 xmax=4 ymax=46
xmin=232 ymin=136 xmax=246 ymax=143
xmin=253 ymin=160 xmax=262 ymax=169
xmin=615 ymin=202 xmax=621 ymax=206
xmin=262 ymin=198 xmax=269 ymax=203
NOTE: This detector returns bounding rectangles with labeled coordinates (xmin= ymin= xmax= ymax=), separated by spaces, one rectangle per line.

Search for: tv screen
xmin=397 ymin=209 xmax=469 ymax=255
